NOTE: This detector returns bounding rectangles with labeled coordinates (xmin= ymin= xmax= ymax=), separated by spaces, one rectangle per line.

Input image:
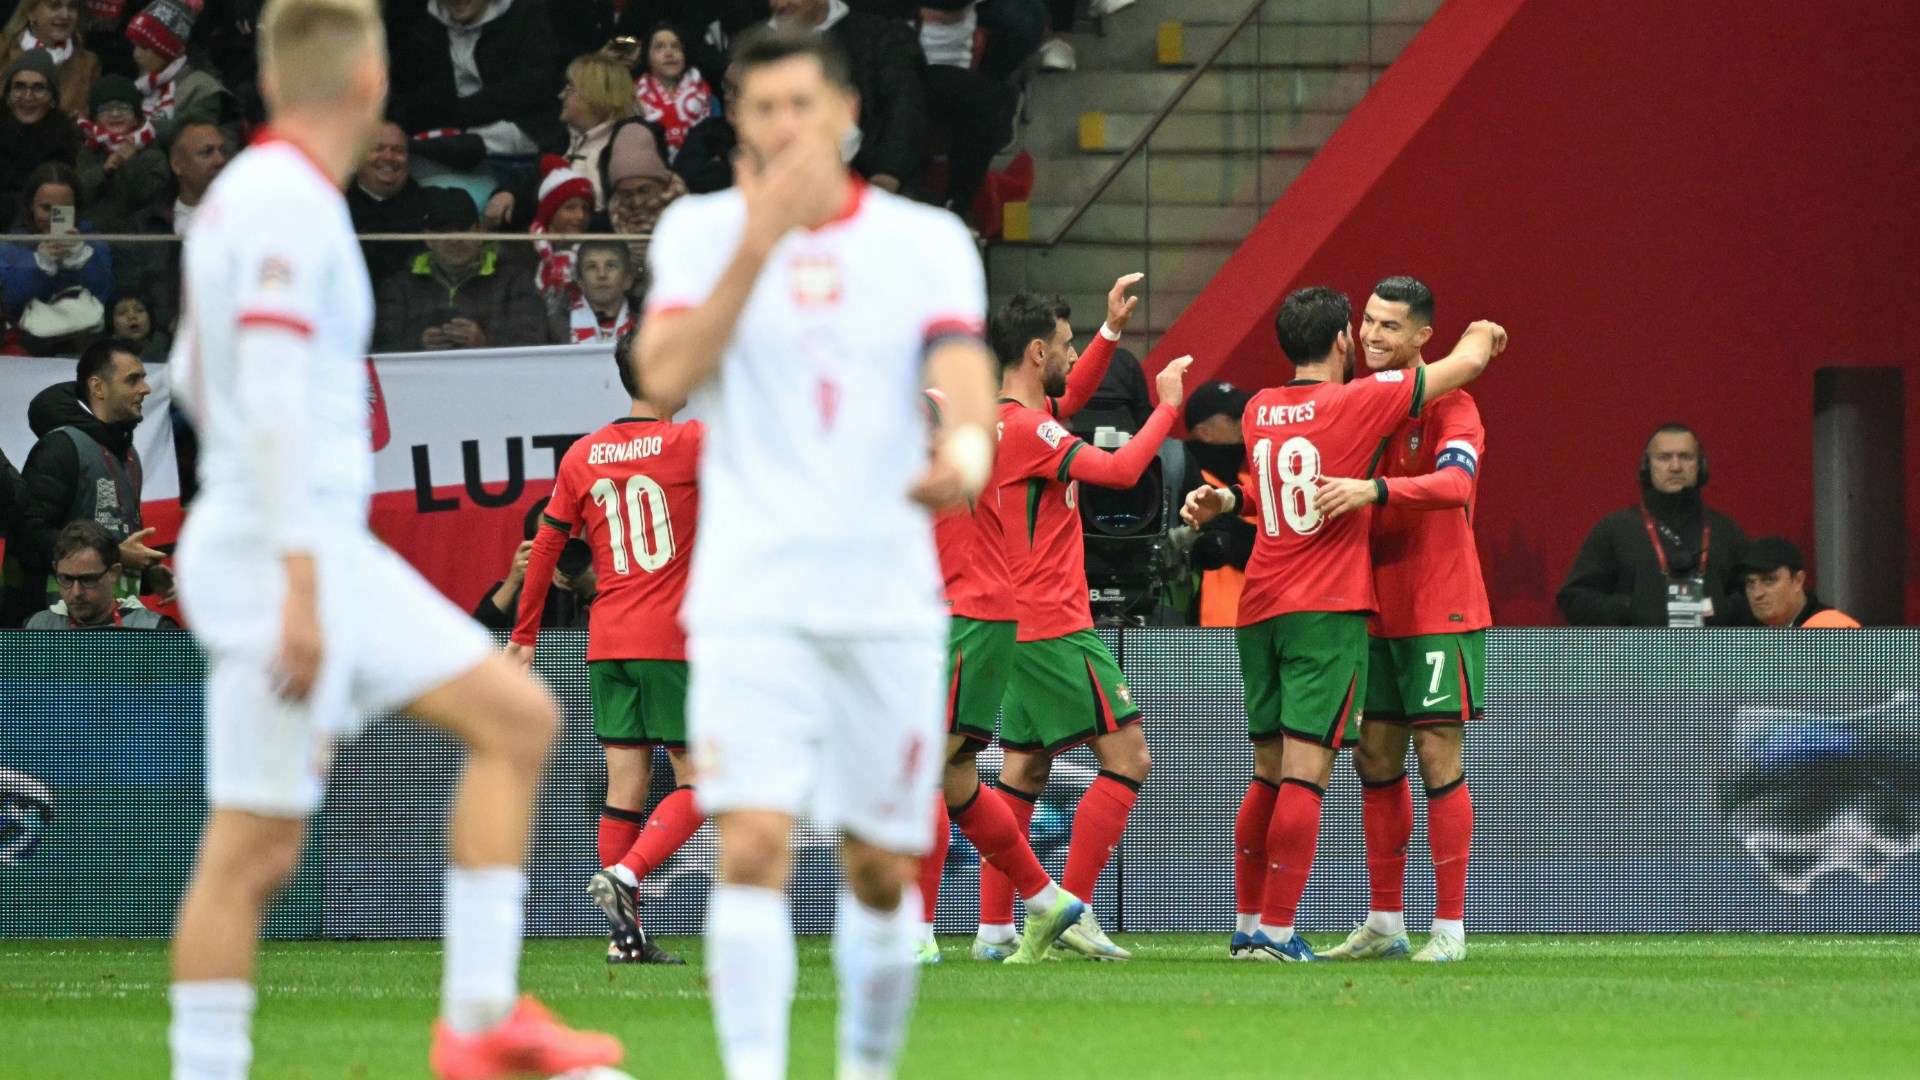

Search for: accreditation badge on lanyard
xmin=1642 ymin=510 xmax=1711 ymax=627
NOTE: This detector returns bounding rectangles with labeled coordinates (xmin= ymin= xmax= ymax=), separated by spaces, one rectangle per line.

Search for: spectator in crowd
xmin=374 ymin=187 xmax=553 ymax=352
xmin=1736 ymin=537 xmax=1861 ymax=629
xmin=1558 ymin=423 xmax=1751 ymax=627
xmin=111 ymin=117 xmax=226 ymax=338
xmin=918 ymin=3 xmax=1015 ymax=224
xmin=600 ymin=117 xmax=682 ymax=275
xmin=0 ymin=162 xmax=114 ymax=324
xmin=631 ymin=22 xmax=710 ymax=156
xmin=126 ymin=0 xmax=234 ymax=146
xmin=23 ymin=518 xmax=176 ymax=628
xmin=1 ymin=50 xmax=82 ymax=212
xmin=1 ymin=0 xmax=101 ymax=118
xmin=390 ymin=0 xmax=565 ymax=176
xmin=473 ymin=496 xmax=592 ymax=631
xmin=770 ymin=0 xmax=927 ymax=195
xmin=559 ymin=51 xmax=634 ymax=207
xmin=0 ymin=443 xmax=22 ymax=541
xmin=672 ymin=58 xmax=735 ymax=194
xmin=547 ymin=238 xmax=635 ymax=343
xmin=1038 ymin=0 xmax=1135 ymax=72
xmin=528 ymin=153 xmax=594 ymax=308
xmin=1180 ymin=380 xmax=1255 ymax=627
xmin=5 ymin=338 xmax=160 ymax=626
xmin=107 ymin=286 xmax=165 ymax=362
xmin=347 ymin=119 xmax=436 ymax=283
xmin=72 ymin=73 xmax=169 ymax=231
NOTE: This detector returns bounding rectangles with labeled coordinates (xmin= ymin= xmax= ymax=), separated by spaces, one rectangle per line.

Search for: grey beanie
xmin=4 ymin=49 xmax=61 ymax=110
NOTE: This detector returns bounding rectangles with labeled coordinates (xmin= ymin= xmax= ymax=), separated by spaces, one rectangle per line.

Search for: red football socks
xmin=954 ymin=784 xmax=1052 ymax=900
xmin=616 ymin=786 xmax=704 ymax=882
xmin=1362 ymin=773 xmax=1414 ymax=915
xmin=597 ymin=806 xmax=644 ymax=869
xmin=1233 ymin=777 xmax=1280 ymax=920
xmin=919 ymin=797 xmax=951 ymax=924
xmin=1259 ymin=779 xmax=1325 ymax=928
xmin=978 ymin=784 xmax=1038 ymax=927
xmin=1427 ymin=777 xmax=1473 ymax=921
xmin=1062 ymin=772 xmax=1140 ymax=901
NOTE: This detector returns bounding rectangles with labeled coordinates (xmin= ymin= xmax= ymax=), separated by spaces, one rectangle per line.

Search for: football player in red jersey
xmin=1184 ymin=286 xmax=1506 ymax=962
xmin=508 ymin=333 xmax=704 ymax=966
xmin=977 ymin=289 xmax=1193 ymax=962
xmin=917 ymin=273 xmax=1147 ymax=965
xmin=1315 ymin=276 xmax=1490 ymax=963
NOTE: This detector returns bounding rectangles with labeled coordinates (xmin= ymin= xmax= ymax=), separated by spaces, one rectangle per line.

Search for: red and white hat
xmin=126 ymin=0 xmax=199 ymax=63
xmin=532 ymin=156 xmax=595 ymax=232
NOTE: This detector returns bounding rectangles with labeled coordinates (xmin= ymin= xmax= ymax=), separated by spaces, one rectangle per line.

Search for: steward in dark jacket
xmin=390 ymin=0 xmax=566 ymax=157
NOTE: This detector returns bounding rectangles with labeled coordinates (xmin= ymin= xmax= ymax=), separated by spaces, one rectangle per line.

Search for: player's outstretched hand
xmin=1182 ymin=485 xmax=1231 ymax=528
xmin=1155 ymin=355 xmax=1194 ymax=407
xmin=739 ymin=135 xmax=846 ymax=246
xmin=118 ymin=526 xmax=164 ymax=571
xmin=503 ymin=641 xmax=534 ymax=671
xmin=1314 ymin=476 xmax=1379 ymax=521
xmin=1106 ymin=272 xmax=1144 ymax=333
xmin=1466 ymin=320 xmax=1508 ymax=357
xmin=909 ymin=458 xmax=969 ymax=512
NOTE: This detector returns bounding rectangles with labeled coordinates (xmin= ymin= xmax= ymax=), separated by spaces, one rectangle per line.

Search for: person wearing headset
xmin=1557 ymin=422 xmax=1752 ymax=626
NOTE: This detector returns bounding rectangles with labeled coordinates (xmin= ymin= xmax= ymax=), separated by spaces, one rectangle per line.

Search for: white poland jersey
xmin=170 ymin=133 xmax=376 ymax=541
xmin=644 ymin=180 xmax=987 ymax=637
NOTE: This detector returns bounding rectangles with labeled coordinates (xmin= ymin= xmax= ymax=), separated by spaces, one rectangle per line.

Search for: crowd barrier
xmin=2 ymin=628 xmax=1916 ymax=937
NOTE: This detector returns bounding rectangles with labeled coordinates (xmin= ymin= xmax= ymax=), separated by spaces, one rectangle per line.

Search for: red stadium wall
xmin=1150 ymin=0 xmax=1920 ymax=624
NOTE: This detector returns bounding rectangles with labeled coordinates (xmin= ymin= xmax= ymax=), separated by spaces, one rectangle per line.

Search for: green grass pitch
xmin=9 ymin=934 xmax=1920 ymax=1078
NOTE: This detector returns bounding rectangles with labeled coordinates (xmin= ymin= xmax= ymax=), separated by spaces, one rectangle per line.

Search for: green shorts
xmin=947 ymin=617 xmax=1017 ymax=744
xmin=1236 ymin=612 xmax=1369 ymax=748
xmin=588 ymin=659 xmax=690 ymax=748
xmin=1364 ymin=630 xmax=1485 ymax=725
xmin=1001 ymin=629 xmax=1141 ymax=756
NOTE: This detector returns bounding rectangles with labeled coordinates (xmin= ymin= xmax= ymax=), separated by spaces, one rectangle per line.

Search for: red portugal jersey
xmin=926 ymin=391 xmax=1016 ymax=623
xmin=1370 ymin=390 xmax=1492 ymax=637
xmin=1236 ymin=369 xmax=1427 ymax=625
xmin=992 ymin=399 xmax=1089 ymax=641
xmin=514 ymin=416 xmax=702 ymax=662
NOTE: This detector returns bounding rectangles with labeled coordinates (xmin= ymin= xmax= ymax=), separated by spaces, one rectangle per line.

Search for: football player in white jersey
xmin=165 ymin=2 xmax=621 ymax=1077
xmin=634 ymin=27 xmax=999 ymax=1080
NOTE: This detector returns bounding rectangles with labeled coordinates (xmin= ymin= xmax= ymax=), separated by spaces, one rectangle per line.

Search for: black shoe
xmin=587 ymin=869 xmax=641 ymax=949
xmin=627 ymin=930 xmax=686 ymax=966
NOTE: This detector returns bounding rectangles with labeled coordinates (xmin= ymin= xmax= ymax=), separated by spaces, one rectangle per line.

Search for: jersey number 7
xmin=589 ymin=475 xmax=676 ymax=574
xmin=1251 ymin=436 xmax=1324 ymax=537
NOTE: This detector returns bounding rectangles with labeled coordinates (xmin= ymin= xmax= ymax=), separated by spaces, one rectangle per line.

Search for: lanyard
xmin=1640 ymin=508 xmax=1709 ymax=579
xmin=69 ymin=605 xmax=125 ymax=629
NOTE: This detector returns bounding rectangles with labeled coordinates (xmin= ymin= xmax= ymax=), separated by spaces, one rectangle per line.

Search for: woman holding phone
xmin=0 ymin=161 xmax=115 ymax=326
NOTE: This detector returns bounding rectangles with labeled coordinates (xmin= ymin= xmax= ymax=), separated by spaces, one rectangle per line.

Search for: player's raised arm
xmin=1062 ymin=356 xmax=1192 ymax=489
xmin=1419 ymin=320 xmax=1509 ymax=401
xmin=1053 ymin=272 xmax=1143 ymax=419
xmin=1317 ymin=395 xmax=1484 ymax=520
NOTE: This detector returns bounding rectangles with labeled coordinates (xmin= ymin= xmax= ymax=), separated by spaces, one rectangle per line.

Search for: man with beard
xmin=1557 ymin=423 xmax=1751 ymax=627
xmin=1180 ymin=379 xmax=1255 ymax=627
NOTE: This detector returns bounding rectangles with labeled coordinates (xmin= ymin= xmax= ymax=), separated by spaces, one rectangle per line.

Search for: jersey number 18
xmin=589 ymin=475 xmax=676 ymax=574
xmin=1251 ymin=436 xmax=1323 ymax=537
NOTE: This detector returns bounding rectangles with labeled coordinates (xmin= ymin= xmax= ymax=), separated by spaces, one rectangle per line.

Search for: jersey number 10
xmin=1251 ymin=436 xmax=1323 ymax=537
xmin=589 ymin=475 xmax=676 ymax=574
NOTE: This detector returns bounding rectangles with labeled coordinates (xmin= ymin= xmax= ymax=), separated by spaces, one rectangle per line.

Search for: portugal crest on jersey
xmin=1408 ymin=431 xmax=1422 ymax=455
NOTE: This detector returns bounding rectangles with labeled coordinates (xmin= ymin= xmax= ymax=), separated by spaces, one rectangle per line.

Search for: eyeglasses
xmin=609 ymin=184 xmax=667 ymax=208
xmin=56 ymin=569 xmax=113 ymax=589
xmin=9 ymin=81 xmax=53 ymax=97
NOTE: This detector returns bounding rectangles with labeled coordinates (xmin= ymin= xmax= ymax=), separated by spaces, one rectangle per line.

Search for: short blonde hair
xmin=258 ymin=0 xmax=386 ymax=107
xmin=567 ymin=53 xmax=637 ymax=129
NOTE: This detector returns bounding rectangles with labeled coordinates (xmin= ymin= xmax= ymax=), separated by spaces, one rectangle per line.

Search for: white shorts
xmin=177 ymin=519 xmax=492 ymax=818
xmin=687 ymin=629 xmax=946 ymax=854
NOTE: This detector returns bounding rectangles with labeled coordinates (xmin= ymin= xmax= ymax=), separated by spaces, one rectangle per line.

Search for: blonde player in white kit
xmin=635 ymin=28 xmax=1000 ymax=1080
xmin=165 ymin=2 xmax=621 ymax=1077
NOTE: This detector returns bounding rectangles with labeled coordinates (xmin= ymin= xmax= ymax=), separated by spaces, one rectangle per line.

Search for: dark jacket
xmin=6 ymin=380 xmax=141 ymax=623
xmin=391 ymin=0 xmax=566 ymax=154
xmin=829 ymin=11 xmax=929 ymax=186
xmin=471 ymin=577 xmax=589 ymax=632
xmin=0 ymin=111 xmax=81 ymax=213
xmin=373 ymin=245 xmax=556 ymax=352
xmin=0 ymin=444 xmax=21 ymax=538
xmin=348 ymin=177 xmax=436 ymax=284
xmin=674 ymin=114 xmax=736 ymax=195
xmin=1557 ymin=489 xmax=1751 ymax=626
xmin=109 ymin=194 xmax=185 ymax=342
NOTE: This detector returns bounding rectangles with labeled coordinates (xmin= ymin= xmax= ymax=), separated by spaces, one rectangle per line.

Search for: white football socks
xmin=1367 ymin=910 xmax=1408 ymax=936
xmin=707 ymin=884 xmax=796 ymax=1080
xmin=441 ymin=866 xmax=526 ymax=1034
xmin=608 ymin=864 xmax=639 ymax=888
xmin=833 ymin=887 xmax=921 ymax=1080
xmin=1256 ymin=922 xmax=1294 ymax=943
xmin=170 ymin=980 xmax=255 ymax=1080
xmin=1235 ymin=913 xmax=1260 ymax=935
xmin=976 ymin=922 xmax=1016 ymax=945
xmin=1432 ymin=917 xmax=1465 ymax=939
xmin=1024 ymin=883 xmax=1062 ymax=916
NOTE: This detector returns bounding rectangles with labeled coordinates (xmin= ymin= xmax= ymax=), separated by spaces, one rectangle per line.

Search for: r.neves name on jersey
xmin=1255 ymin=402 xmax=1316 ymax=426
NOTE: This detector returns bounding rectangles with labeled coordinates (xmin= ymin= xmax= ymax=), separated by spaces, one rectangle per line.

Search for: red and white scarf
xmin=530 ymin=226 xmax=575 ymax=307
xmin=77 ymin=116 xmax=157 ymax=153
xmin=19 ymin=29 xmax=75 ymax=65
xmin=135 ymin=57 xmax=186 ymax=123
xmin=634 ymin=68 xmax=711 ymax=152
xmin=567 ymin=292 xmax=633 ymax=343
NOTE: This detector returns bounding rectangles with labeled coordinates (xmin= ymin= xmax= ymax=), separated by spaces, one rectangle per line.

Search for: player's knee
xmin=1413 ymin=732 xmax=1464 ymax=787
xmin=1096 ymin=728 xmax=1151 ymax=782
xmin=716 ymin=814 xmax=791 ymax=889
xmin=212 ymin=826 xmax=304 ymax=904
xmin=842 ymin=843 xmax=914 ymax=909
xmin=493 ymin=682 xmax=559 ymax=770
xmin=1001 ymin=753 xmax=1050 ymax=793
xmin=1354 ymin=741 xmax=1403 ymax=782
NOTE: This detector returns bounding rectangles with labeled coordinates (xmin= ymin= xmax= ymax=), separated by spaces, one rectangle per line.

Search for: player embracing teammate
xmin=1184 ymin=286 xmax=1506 ymax=962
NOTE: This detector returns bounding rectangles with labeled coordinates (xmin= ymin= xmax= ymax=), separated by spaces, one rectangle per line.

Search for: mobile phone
xmin=49 ymin=205 xmax=75 ymax=236
xmin=557 ymin=539 xmax=592 ymax=578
